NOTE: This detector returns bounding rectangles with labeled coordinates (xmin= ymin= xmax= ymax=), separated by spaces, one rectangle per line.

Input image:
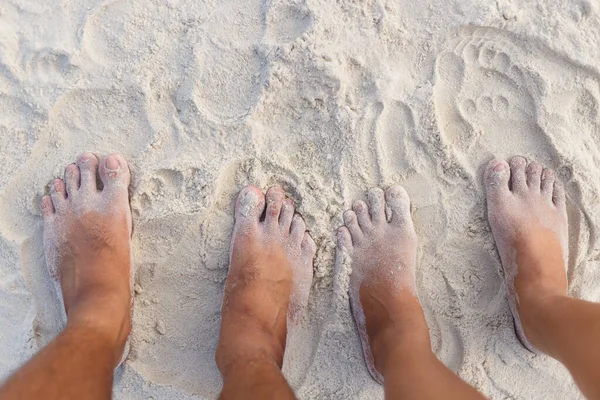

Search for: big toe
xmin=99 ymin=154 xmax=131 ymax=197
xmin=235 ymin=186 xmax=266 ymax=229
xmin=484 ymin=158 xmax=511 ymax=199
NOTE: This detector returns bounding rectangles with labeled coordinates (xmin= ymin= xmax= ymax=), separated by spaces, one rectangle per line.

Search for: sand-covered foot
xmin=41 ymin=152 xmax=133 ymax=367
xmin=484 ymin=157 xmax=568 ymax=352
xmin=216 ymin=186 xmax=316 ymax=375
xmin=338 ymin=187 xmax=430 ymax=384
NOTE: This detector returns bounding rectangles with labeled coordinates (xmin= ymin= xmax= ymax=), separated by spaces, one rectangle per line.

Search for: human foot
xmin=337 ymin=187 xmax=430 ymax=384
xmin=484 ymin=157 xmax=568 ymax=352
xmin=41 ymin=152 xmax=133 ymax=368
xmin=216 ymin=186 xmax=316 ymax=377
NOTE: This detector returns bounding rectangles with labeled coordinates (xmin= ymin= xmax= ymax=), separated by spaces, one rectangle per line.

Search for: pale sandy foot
xmin=41 ymin=152 xmax=133 ymax=367
xmin=484 ymin=156 xmax=568 ymax=351
xmin=217 ymin=186 xmax=315 ymax=370
xmin=337 ymin=186 xmax=418 ymax=384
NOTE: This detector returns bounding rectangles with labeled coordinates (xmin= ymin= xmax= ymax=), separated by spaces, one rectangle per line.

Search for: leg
xmin=485 ymin=157 xmax=600 ymax=399
xmin=216 ymin=187 xmax=316 ymax=400
xmin=338 ymin=187 xmax=485 ymax=400
xmin=0 ymin=153 xmax=133 ymax=400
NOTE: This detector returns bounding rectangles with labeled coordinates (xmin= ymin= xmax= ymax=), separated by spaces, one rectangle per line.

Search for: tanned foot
xmin=41 ymin=152 xmax=133 ymax=368
xmin=216 ymin=186 xmax=316 ymax=378
xmin=338 ymin=187 xmax=430 ymax=384
xmin=484 ymin=157 xmax=568 ymax=353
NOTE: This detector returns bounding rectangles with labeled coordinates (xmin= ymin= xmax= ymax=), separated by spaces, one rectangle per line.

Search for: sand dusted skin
xmin=41 ymin=153 xmax=134 ymax=367
xmin=216 ymin=186 xmax=315 ymax=397
xmin=337 ymin=186 xmax=418 ymax=383
xmin=484 ymin=157 xmax=568 ymax=352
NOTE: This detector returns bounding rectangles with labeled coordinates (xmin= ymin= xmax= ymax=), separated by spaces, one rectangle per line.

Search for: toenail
xmin=354 ymin=203 xmax=364 ymax=212
xmin=493 ymin=162 xmax=507 ymax=172
xmin=105 ymin=155 xmax=120 ymax=171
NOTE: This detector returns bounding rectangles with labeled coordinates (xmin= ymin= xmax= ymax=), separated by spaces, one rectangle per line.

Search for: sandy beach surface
xmin=2 ymin=0 xmax=600 ymax=398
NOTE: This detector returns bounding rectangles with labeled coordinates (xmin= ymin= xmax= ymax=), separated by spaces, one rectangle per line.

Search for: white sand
xmin=1 ymin=0 xmax=600 ymax=398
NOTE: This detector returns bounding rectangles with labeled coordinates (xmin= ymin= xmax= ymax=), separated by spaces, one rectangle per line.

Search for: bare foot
xmin=337 ymin=187 xmax=430 ymax=384
xmin=216 ymin=186 xmax=316 ymax=376
xmin=41 ymin=152 xmax=133 ymax=367
xmin=484 ymin=157 xmax=568 ymax=352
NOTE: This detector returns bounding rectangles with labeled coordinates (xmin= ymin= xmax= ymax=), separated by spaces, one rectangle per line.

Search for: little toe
xmin=235 ymin=186 xmax=266 ymax=228
xmin=552 ymin=180 xmax=566 ymax=209
xmin=526 ymin=162 xmax=543 ymax=191
xmin=484 ymin=159 xmax=511 ymax=196
xmin=290 ymin=214 xmax=306 ymax=244
xmin=541 ymin=168 xmax=556 ymax=199
xmin=77 ymin=152 xmax=100 ymax=192
xmin=344 ymin=210 xmax=364 ymax=242
xmin=279 ymin=198 xmax=295 ymax=233
xmin=50 ymin=179 xmax=67 ymax=212
xmin=367 ymin=188 xmax=386 ymax=224
xmin=385 ymin=186 xmax=411 ymax=226
xmin=509 ymin=156 xmax=528 ymax=193
xmin=337 ymin=226 xmax=353 ymax=250
xmin=99 ymin=154 xmax=131 ymax=196
xmin=265 ymin=187 xmax=285 ymax=228
xmin=64 ymin=164 xmax=80 ymax=196
xmin=41 ymin=195 xmax=55 ymax=219
xmin=353 ymin=200 xmax=372 ymax=230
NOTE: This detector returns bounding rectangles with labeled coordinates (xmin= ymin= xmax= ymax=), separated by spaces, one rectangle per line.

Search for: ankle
xmin=63 ymin=320 xmax=130 ymax=367
xmin=217 ymin=343 xmax=284 ymax=380
xmin=216 ymin=325 xmax=285 ymax=377
xmin=371 ymin=329 xmax=433 ymax=377
xmin=367 ymin=294 xmax=431 ymax=376
xmin=517 ymin=292 xmax=570 ymax=354
xmin=67 ymin=296 xmax=132 ymax=354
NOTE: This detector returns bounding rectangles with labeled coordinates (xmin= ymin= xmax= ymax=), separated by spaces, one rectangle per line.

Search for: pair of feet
xmin=41 ymin=153 xmax=568 ymax=383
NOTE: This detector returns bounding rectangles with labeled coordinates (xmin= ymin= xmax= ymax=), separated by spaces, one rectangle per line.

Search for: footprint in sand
xmin=133 ymin=166 xmax=213 ymax=220
xmin=265 ymin=0 xmax=314 ymax=44
xmin=373 ymin=100 xmax=421 ymax=182
xmin=0 ymin=94 xmax=44 ymax=190
xmin=434 ymin=28 xmax=558 ymax=170
xmin=23 ymin=48 xmax=77 ymax=84
xmin=341 ymin=97 xmax=422 ymax=197
xmin=435 ymin=26 xmax=600 ymax=173
xmin=177 ymin=45 xmax=268 ymax=125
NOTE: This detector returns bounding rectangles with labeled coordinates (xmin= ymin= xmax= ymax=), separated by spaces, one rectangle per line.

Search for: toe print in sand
xmin=434 ymin=27 xmax=558 ymax=169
